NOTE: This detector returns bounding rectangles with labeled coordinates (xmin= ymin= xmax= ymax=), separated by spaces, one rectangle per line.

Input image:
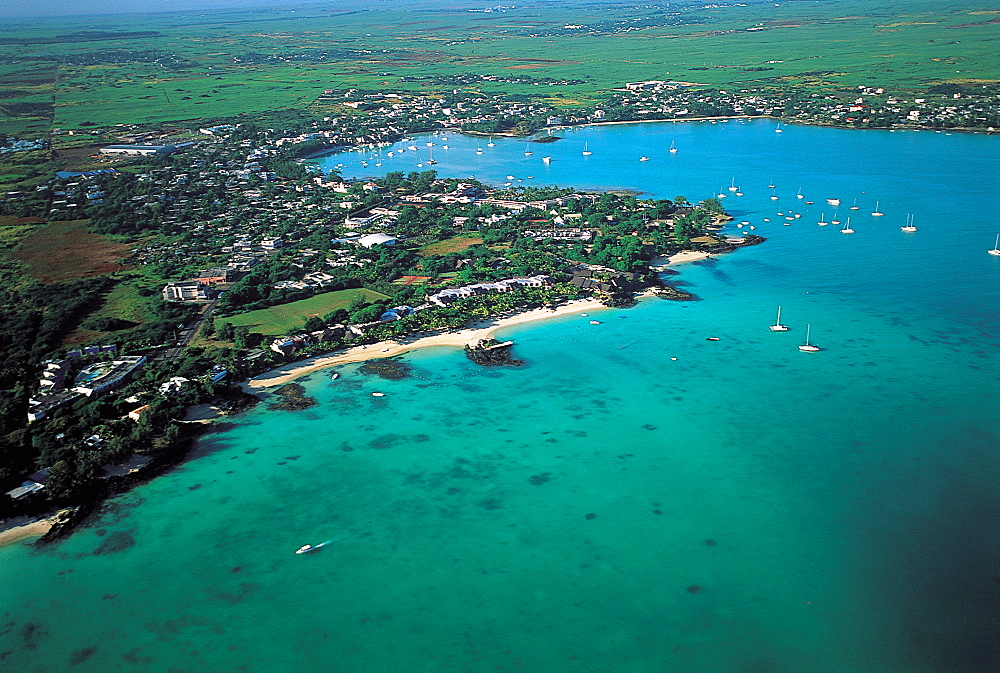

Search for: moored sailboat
xmin=989 ymin=233 xmax=1000 ymax=256
xmin=840 ymin=217 xmax=854 ymax=234
xmin=900 ymin=214 xmax=917 ymax=232
xmin=582 ymin=142 xmax=592 ymax=156
xmin=769 ymin=306 xmax=790 ymax=332
xmin=798 ymin=324 xmax=821 ymax=352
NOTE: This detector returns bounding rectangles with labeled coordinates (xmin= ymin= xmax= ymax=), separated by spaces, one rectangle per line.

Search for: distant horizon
xmin=0 ymin=0 xmax=500 ymax=20
xmin=0 ymin=0 xmax=339 ymax=20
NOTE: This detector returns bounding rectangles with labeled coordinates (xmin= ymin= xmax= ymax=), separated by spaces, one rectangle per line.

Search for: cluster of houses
xmin=0 ymin=137 xmax=46 ymax=154
xmin=27 ymin=350 xmax=147 ymax=423
xmin=427 ymin=275 xmax=550 ymax=306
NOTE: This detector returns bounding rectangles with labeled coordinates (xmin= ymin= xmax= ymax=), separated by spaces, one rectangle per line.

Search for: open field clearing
xmin=10 ymin=219 xmax=131 ymax=283
xmin=218 ymin=287 xmax=390 ymax=335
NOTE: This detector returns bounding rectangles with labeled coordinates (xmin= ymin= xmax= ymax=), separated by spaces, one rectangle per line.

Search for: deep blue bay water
xmin=1 ymin=120 xmax=998 ymax=671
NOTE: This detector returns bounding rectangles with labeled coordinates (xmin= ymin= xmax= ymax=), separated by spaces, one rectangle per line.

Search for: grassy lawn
xmin=218 ymin=288 xmax=390 ymax=335
xmin=419 ymin=235 xmax=484 ymax=257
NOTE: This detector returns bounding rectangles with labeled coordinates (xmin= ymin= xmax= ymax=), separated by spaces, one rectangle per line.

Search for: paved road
xmin=160 ymin=296 xmax=220 ymax=362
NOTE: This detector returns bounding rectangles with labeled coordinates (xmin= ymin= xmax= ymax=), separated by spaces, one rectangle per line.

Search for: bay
xmin=1 ymin=120 xmax=998 ymax=672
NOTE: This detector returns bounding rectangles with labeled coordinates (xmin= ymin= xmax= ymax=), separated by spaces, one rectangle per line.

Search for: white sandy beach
xmin=0 ymin=511 xmax=67 ymax=548
xmin=245 ymin=298 xmax=607 ymax=389
xmin=650 ymin=250 xmax=714 ymax=269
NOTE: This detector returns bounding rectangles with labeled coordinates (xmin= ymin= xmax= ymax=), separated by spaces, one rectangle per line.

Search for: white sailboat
xmin=425 ymin=146 xmax=437 ymax=164
xmin=818 ymin=213 xmax=828 ymax=226
xmin=989 ymin=233 xmax=1000 ymax=256
xmin=849 ymin=198 xmax=860 ymax=210
xmin=582 ymin=142 xmax=592 ymax=156
xmin=871 ymin=201 xmax=884 ymax=216
xmin=775 ymin=122 xmax=783 ymax=133
xmin=770 ymin=189 xmax=779 ymax=201
xmin=728 ymin=178 xmax=738 ymax=192
xmin=669 ymin=141 xmax=678 ymax=154
xmin=487 ymin=136 xmax=495 ymax=147
xmin=524 ymin=144 xmax=533 ymax=156
xmin=769 ymin=306 xmax=790 ymax=332
xmin=840 ymin=217 xmax=854 ymax=234
xmin=900 ymin=214 xmax=917 ymax=232
xmin=476 ymin=146 xmax=483 ymax=155
xmin=796 ymin=187 xmax=804 ymax=199
xmin=798 ymin=324 xmax=821 ymax=352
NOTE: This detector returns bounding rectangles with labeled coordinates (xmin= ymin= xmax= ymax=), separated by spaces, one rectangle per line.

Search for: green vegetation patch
xmin=219 ymin=288 xmax=390 ymax=335
xmin=418 ymin=235 xmax=484 ymax=257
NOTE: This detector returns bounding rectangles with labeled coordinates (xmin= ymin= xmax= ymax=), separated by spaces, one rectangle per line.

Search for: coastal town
xmin=1 ymin=10 xmax=996 ymax=539
xmin=0 ymin=109 xmax=743 ymax=533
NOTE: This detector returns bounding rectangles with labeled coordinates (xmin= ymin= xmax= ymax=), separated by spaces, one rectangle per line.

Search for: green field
xmin=418 ymin=235 xmax=484 ymax=257
xmin=218 ymin=288 xmax=389 ymax=336
xmin=0 ymin=0 xmax=998 ymax=131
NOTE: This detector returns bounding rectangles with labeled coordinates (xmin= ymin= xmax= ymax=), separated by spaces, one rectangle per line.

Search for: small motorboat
xmin=330 ymin=372 xmax=339 ymax=380
xmin=589 ymin=320 xmax=601 ymax=325
xmin=372 ymin=392 xmax=385 ymax=397
xmin=296 ymin=539 xmax=334 ymax=554
xmin=706 ymin=337 xmax=720 ymax=341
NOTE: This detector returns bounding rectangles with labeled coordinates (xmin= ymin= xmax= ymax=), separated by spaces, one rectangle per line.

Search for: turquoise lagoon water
xmin=1 ymin=120 xmax=998 ymax=671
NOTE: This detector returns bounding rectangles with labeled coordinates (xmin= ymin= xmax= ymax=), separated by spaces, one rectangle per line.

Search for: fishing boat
xmin=989 ymin=233 xmax=1000 ymax=256
xmin=900 ymin=214 xmax=917 ymax=232
xmin=840 ymin=217 xmax=855 ymax=234
xmin=669 ymin=141 xmax=678 ymax=154
xmin=582 ymin=142 xmax=592 ymax=156
xmin=769 ymin=306 xmax=790 ymax=332
xmin=798 ymin=324 xmax=821 ymax=352
xmin=871 ymin=201 xmax=884 ymax=216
